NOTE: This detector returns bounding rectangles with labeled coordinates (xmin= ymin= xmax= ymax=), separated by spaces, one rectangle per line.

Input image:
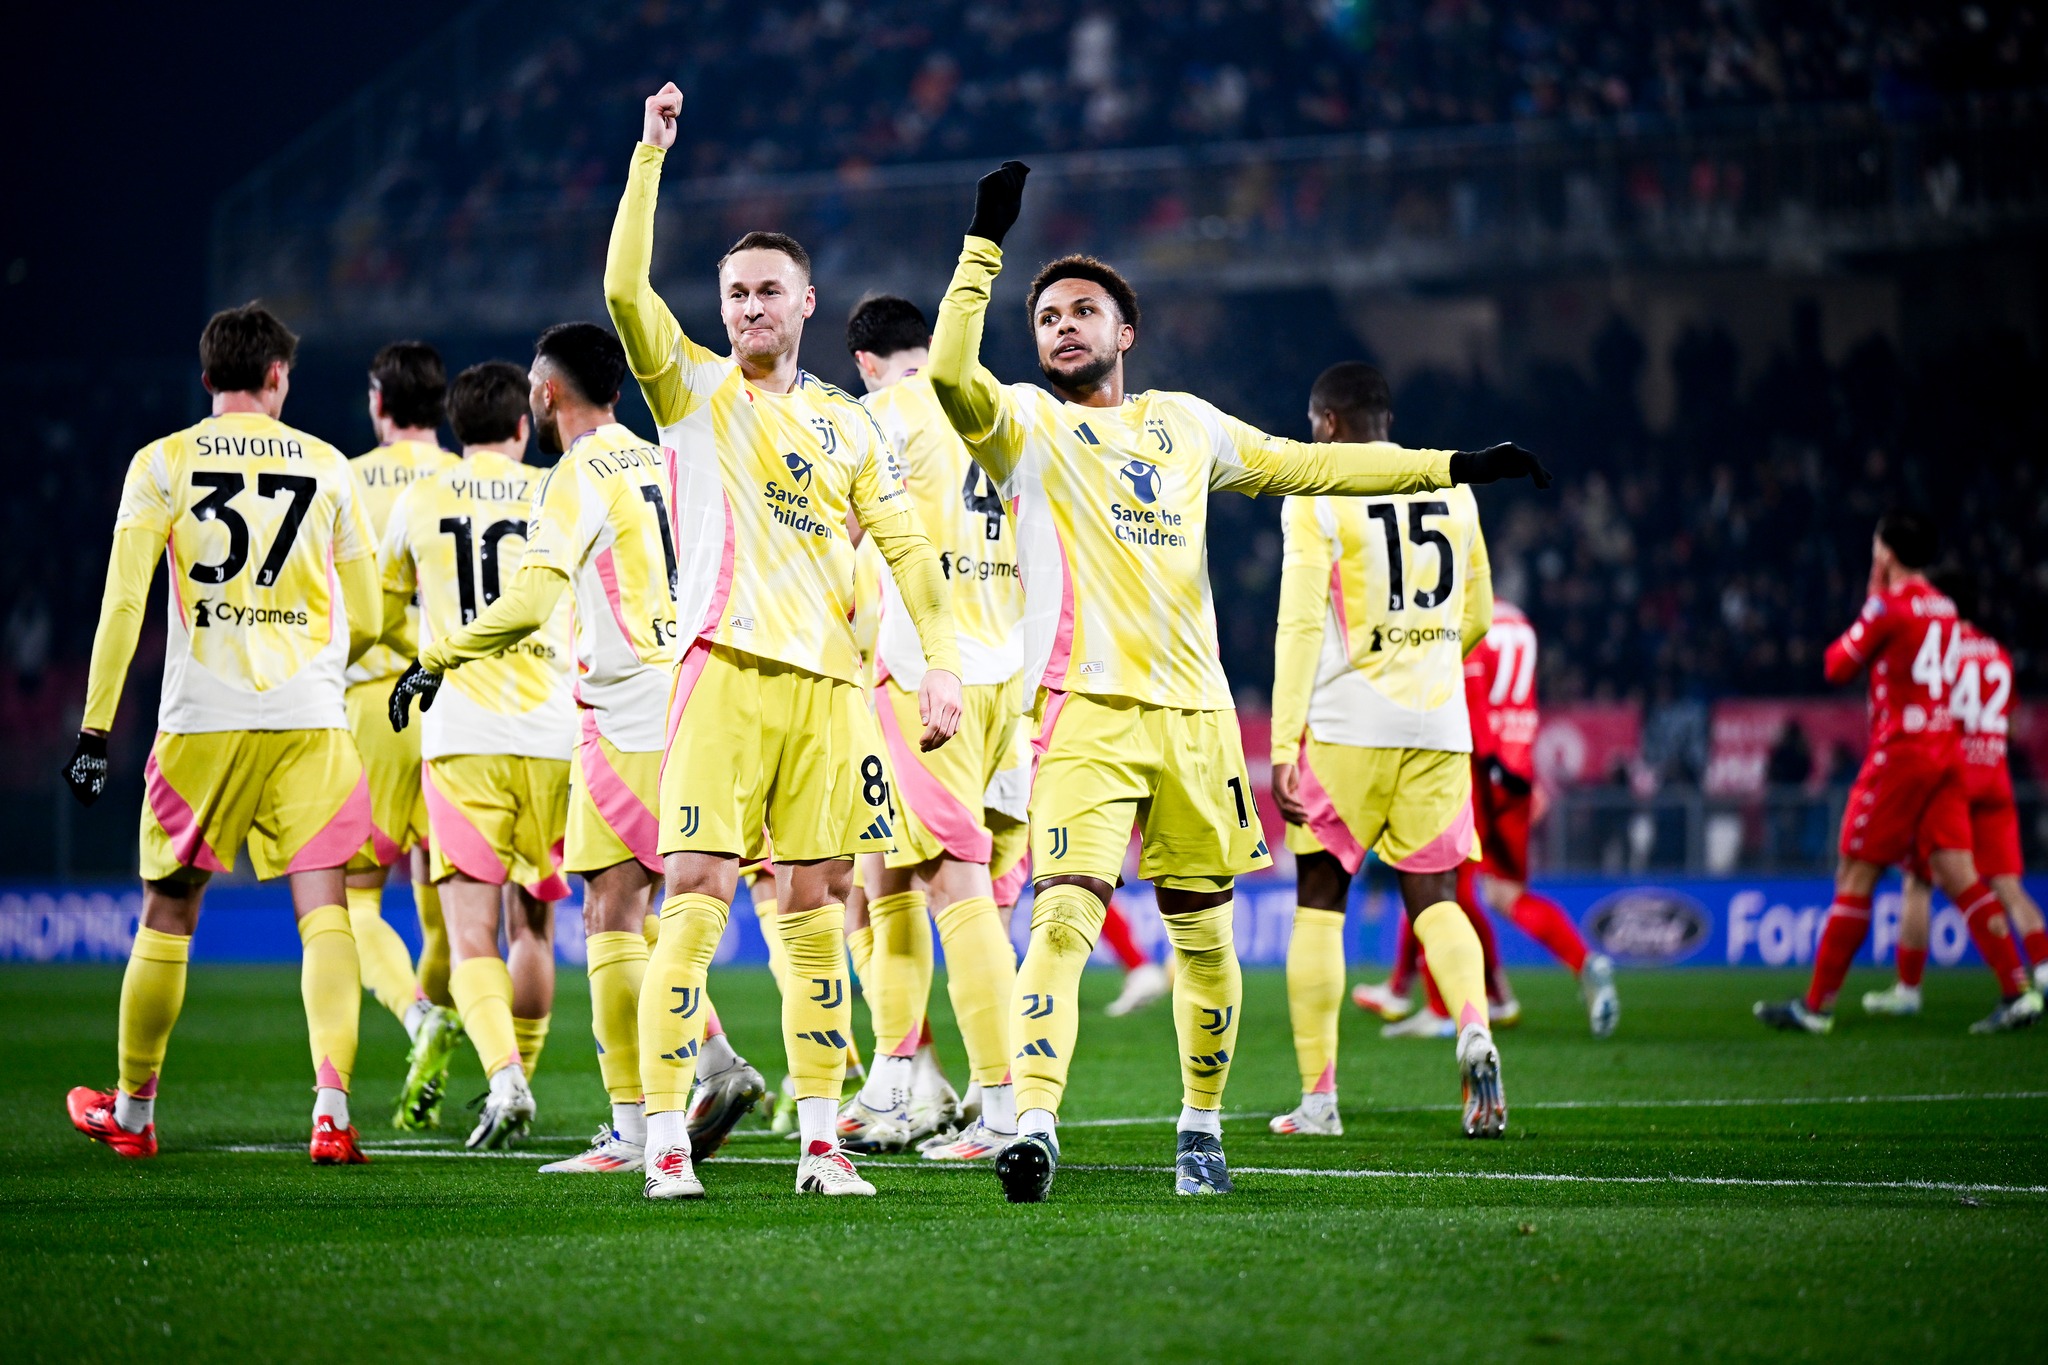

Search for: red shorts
xmin=1839 ymin=746 xmax=1970 ymax=867
xmin=1909 ymin=793 xmax=2023 ymax=882
xmin=1472 ymin=763 xmax=1531 ymax=883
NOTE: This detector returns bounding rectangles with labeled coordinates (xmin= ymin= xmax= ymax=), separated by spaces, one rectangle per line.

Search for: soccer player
xmin=1268 ymin=361 xmax=1508 ymax=1140
xmin=390 ymin=325 xmax=767 ymax=1174
xmin=64 ymin=303 xmax=380 ymax=1163
xmin=382 ymin=359 xmax=578 ymax=1148
xmin=1460 ymin=598 xmax=1618 ymax=1036
xmin=832 ymin=294 xmax=1028 ymax=1163
xmin=604 ymin=83 xmax=964 ymax=1200
xmin=1865 ymin=571 xmax=2048 ymax=1020
xmin=926 ymin=163 xmax=1551 ymax=1200
xmin=1757 ymin=513 xmax=2041 ymax=1033
xmin=343 ymin=341 xmax=465 ymax=1130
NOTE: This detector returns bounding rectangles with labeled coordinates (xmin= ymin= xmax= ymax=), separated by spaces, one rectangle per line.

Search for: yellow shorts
xmin=661 ymin=642 xmax=891 ymax=864
xmin=989 ymin=814 xmax=1030 ymax=904
xmin=423 ymin=753 xmax=572 ymax=898
xmin=141 ymin=728 xmax=371 ymax=882
xmin=1029 ymin=691 xmax=1271 ymax=890
xmin=1283 ymin=738 xmax=1476 ymax=876
xmin=568 ymin=709 xmax=661 ymax=876
xmin=875 ymin=675 xmax=1022 ymax=870
xmin=344 ymin=678 xmax=426 ymax=872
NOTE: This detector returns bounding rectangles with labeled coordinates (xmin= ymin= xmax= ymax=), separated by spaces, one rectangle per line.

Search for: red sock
xmin=1806 ymin=892 xmax=1873 ymax=1012
xmin=917 ymin=1016 xmax=933 ymax=1048
xmin=1510 ymin=891 xmax=1588 ymax=973
xmin=1099 ymin=901 xmax=1149 ymax=971
xmin=2022 ymin=928 xmax=2048 ymax=973
xmin=1957 ymin=882 xmax=2029 ymax=997
xmin=1896 ymin=945 xmax=1926 ymax=989
xmin=1389 ymin=912 xmax=1418 ymax=995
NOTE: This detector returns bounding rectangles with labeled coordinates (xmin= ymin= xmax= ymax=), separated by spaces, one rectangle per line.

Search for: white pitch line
xmin=201 ymin=1145 xmax=2048 ymax=1195
xmin=1074 ymin=1089 xmax=2048 ymax=1123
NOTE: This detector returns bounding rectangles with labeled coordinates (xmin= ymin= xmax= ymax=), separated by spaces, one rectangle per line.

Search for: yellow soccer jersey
xmin=606 ymin=142 xmax=959 ymax=687
xmin=929 ymin=236 xmax=1458 ymax=712
xmin=517 ymin=423 xmax=679 ymax=753
xmin=90 ymin=412 xmax=377 ymax=733
xmin=1270 ymin=487 xmax=1493 ymax=763
xmin=383 ymin=450 xmax=575 ymax=762
xmin=347 ymin=438 xmax=460 ymax=683
xmin=865 ymin=373 xmax=1023 ymax=688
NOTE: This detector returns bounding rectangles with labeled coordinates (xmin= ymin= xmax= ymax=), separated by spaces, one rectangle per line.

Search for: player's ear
xmin=801 ymin=283 xmax=817 ymax=319
xmin=1116 ymin=322 xmax=1135 ymax=354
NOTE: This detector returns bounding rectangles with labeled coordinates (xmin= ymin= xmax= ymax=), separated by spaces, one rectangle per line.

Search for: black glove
xmin=1485 ymin=755 xmax=1533 ymax=797
xmin=967 ymin=160 xmax=1031 ymax=247
xmin=1449 ymin=442 xmax=1552 ymax=489
xmin=63 ymin=731 xmax=109 ymax=807
xmin=388 ymin=662 xmax=443 ymax=732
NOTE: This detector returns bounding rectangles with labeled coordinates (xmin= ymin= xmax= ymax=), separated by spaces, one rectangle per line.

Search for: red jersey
xmin=1465 ymin=598 xmax=1538 ymax=778
xmin=1822 ymin=578 xmax=1961 ymax=758
xmin=1943 ymin=622 xmax=2015 ymax=802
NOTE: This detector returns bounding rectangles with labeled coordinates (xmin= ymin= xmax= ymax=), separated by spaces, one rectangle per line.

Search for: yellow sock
xmin=1011 ymin=883 xmax=1105 ymax=1117
xmin=413 ymin=881 xmax=451 ymax=1006
xmin=866 ymin=890 xmax=931 ymax=1059
xmin=513 ymin=1015 xmax=550 ymax=1080
xmin=639 ymin=893 xmax=727 ymax=1114
xmin=346 ymin=884 xmax=420 ymax=1023
xmin=1413 ymin=900 xmax=1489 ymax=1031
xmin=585 ymin=930 xmax=650 ymax=1103
xmin=779 ymin=905 xmax=853 ymax=1101
xmin=296 ymin=905 xmax=361 ymax=1092
xmin=117 ymin=926 xmax=189 ymax=1098
xmin=642 ymin=912 xmax=660 ymax=948
xmin=450 ymin=956 xmax=520 ymax=1076
xmin=1285 ymin=906 xmax=1345 ymax=1096
xmin=1163 ymin=900 xmax=1242 ymax=1111
xmin=754 ymin=893 xmax=786 ymax=992
xmin=935 ymin=895 xmax=1014 ymax=1085
xmin=847 ymin=922 xmax=874 ymax=988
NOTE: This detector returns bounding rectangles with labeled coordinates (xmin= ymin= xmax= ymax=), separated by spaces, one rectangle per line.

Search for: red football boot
xmin=67 ymin=1086 xmax=158 ymax=1158
xmin=309 ymin=1115 xmax=370 ymax=1165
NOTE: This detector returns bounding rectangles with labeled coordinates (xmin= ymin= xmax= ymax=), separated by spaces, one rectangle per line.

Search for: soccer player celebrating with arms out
xmin=927 ymin=165 xmax=1551 ymax=1200
xmin=606 ymin=83 xmax=962 ymax=1199
xmin=382 ymin=360 xmax=579 ymax=1148
xmin=1757 ymin=512 xmax=2041 ymax=1034
xmin=839 ymin=296 xmax=1030 ymax=1162
xmin=1866 ymin=569 xmax=2048 ymax=1023
xmin=391 ymin=325 xmax=767 ymax=1174
xmin=343 ymin=342 xmax=465 ymax=1128
xmin=1268 ymin=362 xmax=1515 ymax=1140
xmin=65 ymin=304 xmax=382 ymax=1163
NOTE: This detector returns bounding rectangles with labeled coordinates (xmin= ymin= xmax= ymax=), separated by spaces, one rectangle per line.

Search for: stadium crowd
xmin=332 ymin=0 xmax=2043 ymax=214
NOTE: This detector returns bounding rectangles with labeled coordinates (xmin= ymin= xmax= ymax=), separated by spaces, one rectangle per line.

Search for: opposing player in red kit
xmin=1462 ymin=600 xmax=1617 ymax=1035
xmin=1757 ymin=512 xmax=2041 ymax=1034
xmin=1865 ymin=570 xmax=2048 ymax=1021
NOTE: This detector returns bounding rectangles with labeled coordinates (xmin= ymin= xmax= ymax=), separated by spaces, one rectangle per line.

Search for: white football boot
xmin=1350 ymin=980 xmax=1414 ymax=1021
xmin=1382 ymin=1008 xmax=1456 ymax=1039
xmin=643 ymin=1145 xmax=705 ymax=1200
xmin=796 ymin=1141 xmax=877 ymax=1195
xmin=538 ymin=1125 xmax=645 ymax=1174
xmin=1456 ymin=1023 xmax=1507 ymax=1139
xmin=1105 ymin=962 xmax=1170 ymax=1017
xmin=1861 ymin=982 xmax=1923 ymax=1016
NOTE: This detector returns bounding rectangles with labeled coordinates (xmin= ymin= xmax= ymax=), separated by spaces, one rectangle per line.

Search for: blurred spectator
xmin=1765 ymin=720 xmax=1813 ymax=789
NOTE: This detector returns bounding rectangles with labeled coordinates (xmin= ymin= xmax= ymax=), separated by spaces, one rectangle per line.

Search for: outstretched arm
xmin=1210 ymin=410 xmax=1551 ymax=498
xmin=603 ymin=83 xmax=702 ymax=427
xmin=417 ymin=564 xmax=569 ymax=673
xmin=928 ymin=163 xmax=1032 ymax=487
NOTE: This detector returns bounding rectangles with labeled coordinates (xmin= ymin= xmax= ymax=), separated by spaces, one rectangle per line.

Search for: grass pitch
xmin=2 ymin=963 xmax=2043 ymax=1363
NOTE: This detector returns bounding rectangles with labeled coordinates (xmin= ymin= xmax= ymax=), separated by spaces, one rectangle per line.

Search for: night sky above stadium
xmin=0 ymin=1 xmax=465 ymax=364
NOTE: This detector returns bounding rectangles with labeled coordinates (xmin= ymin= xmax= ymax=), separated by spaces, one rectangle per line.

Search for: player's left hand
xmin=1449 ymin=442 xmax=1552 ymax=489
xmin=62 ymin=731 xmax=109 ymax=807
xmin=388 ymin=662 xmax=443 ymax=732
xmin=1271 ymin=762 xmax=1308 ymax=825
xmin=918 ymin=669 xmax=964 ymax=751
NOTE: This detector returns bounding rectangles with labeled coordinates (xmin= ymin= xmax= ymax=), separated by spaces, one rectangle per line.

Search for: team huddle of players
xmin=57 ymin=81 xmax=2019 ymax=1203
